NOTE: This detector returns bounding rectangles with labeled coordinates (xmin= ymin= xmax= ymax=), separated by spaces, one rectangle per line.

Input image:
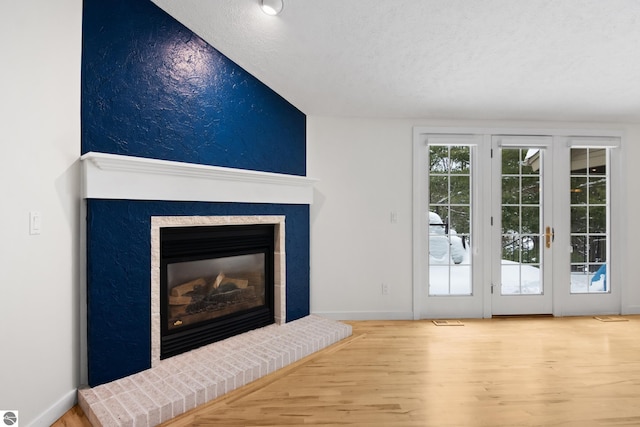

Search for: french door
xmin=415 ymin=129 xmax=621 ymax=319
xmin=491 ymin=136 xmax=553 ymax=315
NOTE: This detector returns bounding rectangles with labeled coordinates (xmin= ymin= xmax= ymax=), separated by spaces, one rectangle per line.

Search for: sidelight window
xmin=428 ymin=145 xmax=472 ymax=295
xmin=570 ymin=148 xmax=610 ymax=293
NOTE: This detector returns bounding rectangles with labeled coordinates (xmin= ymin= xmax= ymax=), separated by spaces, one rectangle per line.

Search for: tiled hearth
xmin=78 ymin=315 xmax=352 ymax=427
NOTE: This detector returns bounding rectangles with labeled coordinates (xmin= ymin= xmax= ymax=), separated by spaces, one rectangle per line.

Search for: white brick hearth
xmin=78 ymin=315 xmax=352 ymax=427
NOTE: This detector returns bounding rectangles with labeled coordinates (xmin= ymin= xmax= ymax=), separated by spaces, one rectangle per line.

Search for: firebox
xmin=160 ymin=224 xmax=275 ymax=359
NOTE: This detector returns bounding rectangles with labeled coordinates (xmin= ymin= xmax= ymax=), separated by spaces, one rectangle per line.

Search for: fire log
xmin=169 ymin=295 xmax=192 ymax=305
xmin=171 ymin=277 xmax=206 ymax=297
xmin=222 ymin=277 xmax=249 ymax=289
xmin=212 ymin=272 xmax=225 ymax=289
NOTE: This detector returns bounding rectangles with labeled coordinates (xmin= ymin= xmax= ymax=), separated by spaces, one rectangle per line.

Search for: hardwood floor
xmin=52 ymin=405 xmax=92 ymax=427
xmin=56 ymin=316 xmax=640 ymax=426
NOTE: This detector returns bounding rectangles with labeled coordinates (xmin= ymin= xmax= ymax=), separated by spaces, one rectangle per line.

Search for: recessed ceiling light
xmin=261 ymin=0 xmax=284 ymax=16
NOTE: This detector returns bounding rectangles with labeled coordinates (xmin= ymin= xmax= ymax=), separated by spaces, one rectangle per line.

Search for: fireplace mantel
xmin=81 ymin=151 xmax=317 ymax=204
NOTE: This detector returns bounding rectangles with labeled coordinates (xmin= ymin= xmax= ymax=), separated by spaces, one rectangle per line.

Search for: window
xmin=428 ymin=145 xmax=472 ymax=295
xmin=570 ymin=148 xmax=609 ymax=293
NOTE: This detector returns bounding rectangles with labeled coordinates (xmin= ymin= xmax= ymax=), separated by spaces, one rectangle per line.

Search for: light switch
xmin=30 ymin=211 xmax=41 ymax=235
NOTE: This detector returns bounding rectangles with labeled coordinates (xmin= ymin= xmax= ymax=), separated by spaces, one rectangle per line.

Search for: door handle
xmin=545 ymin=226 xmax=554 ymax=248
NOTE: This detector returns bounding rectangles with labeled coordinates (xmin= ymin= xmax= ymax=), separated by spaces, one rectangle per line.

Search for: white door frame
xmin=413 ymin=133 xmax=486 ymax=319
xmin=552 ymin=136 xmax=623 ymax=316
xmin=413 ymin=126 xmax=624 ymax=319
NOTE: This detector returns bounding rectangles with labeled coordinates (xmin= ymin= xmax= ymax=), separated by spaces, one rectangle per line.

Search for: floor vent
xmin=432 ymin=319 xmax=464 ymax=326
xmin=594 ymin=316 xmax=629 ymax=322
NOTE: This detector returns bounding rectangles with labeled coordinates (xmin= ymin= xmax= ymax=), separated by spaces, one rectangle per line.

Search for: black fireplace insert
xmin=160 ymin=224 xmax=275 ymax=359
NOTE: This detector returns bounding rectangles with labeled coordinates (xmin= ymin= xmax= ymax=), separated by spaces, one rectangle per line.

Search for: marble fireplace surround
xmin=150 ymin=214 xmax=286 ymax=366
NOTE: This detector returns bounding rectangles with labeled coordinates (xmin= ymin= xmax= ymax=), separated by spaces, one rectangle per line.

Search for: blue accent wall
xmin=87 ymin=201 xmax=309 ymax=387
xmin=82 ymin=0 xmax=309 ymax=386
xmin=82 ymin=0 xmax=305 ymax=175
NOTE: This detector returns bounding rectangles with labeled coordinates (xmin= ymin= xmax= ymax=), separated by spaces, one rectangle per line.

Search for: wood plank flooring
xmin=55 ymin=316 xmax=640 ymax=426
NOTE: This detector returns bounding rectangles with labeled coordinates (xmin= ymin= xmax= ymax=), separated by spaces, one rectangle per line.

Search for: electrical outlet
xmin=381 ymin=283 xmax=389 ymax=295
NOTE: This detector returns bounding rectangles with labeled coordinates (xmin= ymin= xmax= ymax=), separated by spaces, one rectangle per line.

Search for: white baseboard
xmin=622 ymin=305 xmax=640 ymax=315
xmin=27 ymin=389 xmax=76 ymax=427
xmin=312 ymin=311 xmax=414 ymax=321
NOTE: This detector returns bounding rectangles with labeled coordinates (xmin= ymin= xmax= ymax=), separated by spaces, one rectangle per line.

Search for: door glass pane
xmin=450 ymin=176 xmax=470 ymax=204
xmin=429 ymin=176 xmax=448 ymax=204
xmin=449 ymin=146 xmax=470 ymax=173
xmin=589 ymin=178 xmax=607 ymax=204
xmin=428 ymin=145 xmax=472 ymax=295
xmin=521 ymin=236 xmax=540 ymax=264
xmin=571 ymin=177 xmax=587 ymax=204
xmin=520 ymin=206 xmax=540 ymax=234
xmin=589 ymin=207 xmax=606 ymax=233
xmin=521 ymin=177 xmax=540 ymax=204
xmin=450 ymin=206 xmax=470 ymax=234
xmin=501 ymin=148 xmax=542 ymax=295
xmin=502 ymin=177 xmax=519 ymax=204
xmin=571 ymin=236 xmax=587 ymax=263
xmin=570 ymin=148 xmax=609 ymax=293
xmin=501 ymin=149 xmax=520 ymax=174
xmin=571 ymin=207 xmax=587 ymax=233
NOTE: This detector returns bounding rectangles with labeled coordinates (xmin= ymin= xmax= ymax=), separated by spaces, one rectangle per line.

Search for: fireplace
xmin=160 ymin=224 xmax=275 ymax=358
xmin=149 ymin=214 xmax=287 ymax=366
xmin=82 ymin=153 xmax=311 ymax=385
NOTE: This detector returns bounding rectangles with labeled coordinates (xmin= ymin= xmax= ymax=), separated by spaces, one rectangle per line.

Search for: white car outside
xmin=429 ymin=211 xmax=466 ymax=265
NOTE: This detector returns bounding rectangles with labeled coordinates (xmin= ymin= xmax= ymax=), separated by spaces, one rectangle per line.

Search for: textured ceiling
xmin=152 ymin=0 xmax=640 ymax=122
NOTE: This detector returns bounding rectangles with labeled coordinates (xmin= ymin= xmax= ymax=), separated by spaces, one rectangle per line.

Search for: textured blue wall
xmin=87 ymin=201 xmax=309 ymax=387
xmin=82 ymin=0 xmax=305 ymax=175
xmin=82 ymin=0 xmax=309 ymax=386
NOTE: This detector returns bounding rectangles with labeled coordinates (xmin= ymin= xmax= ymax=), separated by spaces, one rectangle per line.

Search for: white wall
xmin=0 ymin=1 xmax=82 ymax=426
xmin=308 ymin=117 xmax=414 ymax=319
xmin=308 ymin=116 xmax=640 ymax=320
xmin=621 ymin=126 xmax=640 ymax=314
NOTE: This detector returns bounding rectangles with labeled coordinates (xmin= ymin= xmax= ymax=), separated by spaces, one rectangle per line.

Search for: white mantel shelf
xmin=81 ymin=152 xmax=317 ymax=204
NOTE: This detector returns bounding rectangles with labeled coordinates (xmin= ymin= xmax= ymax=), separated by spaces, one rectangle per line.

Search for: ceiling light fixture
xmin=261 ymin=0 xmax=284 ymax=16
